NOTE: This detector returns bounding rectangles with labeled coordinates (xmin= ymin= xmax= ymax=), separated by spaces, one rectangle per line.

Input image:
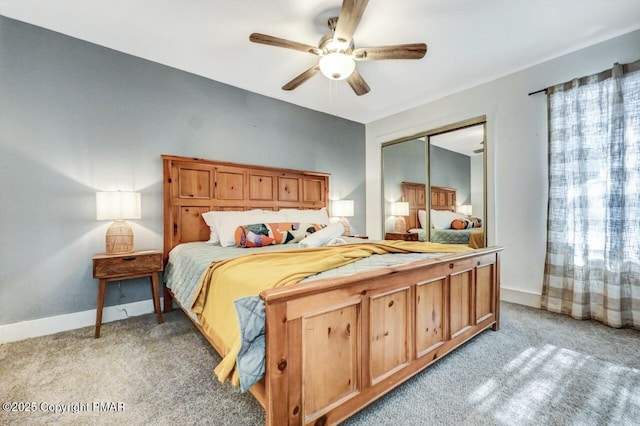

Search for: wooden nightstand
xmin=92 ymin=249 xmax=164 ymax=338
xmin=385 ymin=232 xmax=419 ymax=241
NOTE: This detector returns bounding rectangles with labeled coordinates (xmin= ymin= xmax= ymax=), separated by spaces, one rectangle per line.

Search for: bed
xmin=402 ymin=182 xmax=485 ymax=248
xmin=162 ymin=155 xmax=502 ymax=425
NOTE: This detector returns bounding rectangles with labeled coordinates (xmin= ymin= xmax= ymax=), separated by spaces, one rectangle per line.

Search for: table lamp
xmin=390 ymin=201 xmax=410 ymax=233
xmin=331 ymin=199 xmax=354 ymax=236
xmin=457 ymin=204 xmax=473 ymax=216
xmin=96 ymin=191 xmax=141 ymax=254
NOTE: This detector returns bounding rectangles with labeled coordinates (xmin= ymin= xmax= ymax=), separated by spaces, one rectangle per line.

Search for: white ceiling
xmin=1 ymin=1 xmax=639 ymax=124
xmin=430 ymin=125 xmax=484 ymax=157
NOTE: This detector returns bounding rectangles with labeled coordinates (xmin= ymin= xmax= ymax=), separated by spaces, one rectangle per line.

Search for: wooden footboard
xmin=161 ymin=155 xmax=502 ymax=425
xmin=260 ymin=247 xmax=502 ymax=425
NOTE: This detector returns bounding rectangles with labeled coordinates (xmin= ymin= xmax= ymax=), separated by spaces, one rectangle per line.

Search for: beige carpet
xmin=1 ymin=302 xmax=638 ymax=425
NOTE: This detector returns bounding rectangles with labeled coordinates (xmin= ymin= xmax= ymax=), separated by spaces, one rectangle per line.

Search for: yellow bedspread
xmin=469 ymin=229 xmax=485 ymax=249
xmin=190 ymin=241 xmax=472 ymax=386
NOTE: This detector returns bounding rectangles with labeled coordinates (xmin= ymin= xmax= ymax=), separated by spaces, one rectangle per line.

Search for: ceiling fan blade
xmin=250 ymin=33 xmax=321 ymax=55
xmin=346 ymin=69 xmax=370 ymax=96
xmin=334 ymin=0 xmax=369 ymax=46
xmin=282 ymin=65 xmax=320 ymax=91
xmin=473 ymin=148 xmax=484 ymax=154
xmin=353 ymin=43 xmax=427 ymax=61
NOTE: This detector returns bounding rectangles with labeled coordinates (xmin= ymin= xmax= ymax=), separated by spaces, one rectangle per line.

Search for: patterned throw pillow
xmin=451 ymin=217 xmax=482 ymax=230
xmin=234 ymin=222 xmax=324 ymax=248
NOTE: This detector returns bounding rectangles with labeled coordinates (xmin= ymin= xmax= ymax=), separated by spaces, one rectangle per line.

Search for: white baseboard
xmin=0 ymin=298 xmax=162 ymax=345
xmin=501 ymin=286 xmax=541 ymax=309
xmin=1 ymin=287 xmax=540 ymax=344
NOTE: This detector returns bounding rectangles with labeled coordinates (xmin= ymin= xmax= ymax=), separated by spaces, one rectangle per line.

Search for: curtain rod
xmin=527 ymin=59 xmax=640 ymax=96
xmin=527 ymin=88 xmax=547 ymax=96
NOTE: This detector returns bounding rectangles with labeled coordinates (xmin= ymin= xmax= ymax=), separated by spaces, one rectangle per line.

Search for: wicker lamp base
xmin=105 ymin=220 xmax=135 ymax=254
xmin=338 ymin=216 xmax=351 ymax=236
xmin=394 ymin=216 xmax=406 ymax=233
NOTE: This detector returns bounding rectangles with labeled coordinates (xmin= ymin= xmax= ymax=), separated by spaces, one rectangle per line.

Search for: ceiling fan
xmin=473 ymin=141 xmax=484 ymax=154
xmin=249 ymin=0 xmax=427 ymax=96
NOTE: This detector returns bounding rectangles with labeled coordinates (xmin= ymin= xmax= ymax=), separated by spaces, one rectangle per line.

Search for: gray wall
xmin=381 ymin=139 xmax=426 ymax=232
xmin=429 ymin=146 xmax=471 ymax=205
xmin=382 ymin=138 xmax=426 ymax=203
xmin=366 ymin=29 xmax=640 ymax=301
xmin=0 ymin=17 xmax=365 ymax=325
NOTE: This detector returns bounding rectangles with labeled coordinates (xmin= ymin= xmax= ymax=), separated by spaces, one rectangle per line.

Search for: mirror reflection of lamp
xmin=390 ymin=202 xmax=410 ymax=233
xmin=331 ymin=199 xmax=354 ymax=236
xmin=457 ymin=204 xmax=473 ymax=216
xmin=96 ymin=191 xmax=141 ymax=254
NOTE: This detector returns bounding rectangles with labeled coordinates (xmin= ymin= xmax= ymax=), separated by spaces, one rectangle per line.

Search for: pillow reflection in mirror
xmin=418 ymin=210 xmax=426 ymax=229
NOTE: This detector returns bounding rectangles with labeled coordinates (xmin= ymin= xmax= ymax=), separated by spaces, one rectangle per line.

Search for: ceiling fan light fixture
xmin=324 ymin=39 xmax=349 ymax=52
xmin=319 ymin=52 xmax=355 ymax=80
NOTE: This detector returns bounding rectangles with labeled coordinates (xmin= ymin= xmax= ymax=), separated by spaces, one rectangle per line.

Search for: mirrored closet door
xmin=381 ymin=137 xmax=427 ymax=238
xmin=381 ymin=117 xmax=487 ymax=248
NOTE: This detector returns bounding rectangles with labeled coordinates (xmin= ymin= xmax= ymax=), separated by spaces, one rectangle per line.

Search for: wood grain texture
xmin=353 ymin=43 xmax=427 ymax=61
xmin=401 ymin=182 xmax=427 ymax=230
xmin=260 ymin=248 xmax=502 ymax=425
xmin=92 ymin=250 xmax=163 ymax=338
xmin=401 ymin=182 xmax=459 ymax=227
xmin=282 ymin=65 xmax=320 ymax=91
xmin=93 ymin=250 xmax=162 ymax=278
xmin=162 ymin=154 xmax=503 ymax=425
xmin=250 ymin=33 xmax=321 ymax=56
xmin=369 ymin=287 xmax=410 ymax=383
xmin=303 ymin=303 xmax=360 ymax=421
xmin=334 ymin=0 xmax=370 ymax=46
xmin=161 ymin=155 xmax=330 ymax=263
xmin=416 ymin=277 xmax=445 ymax=355
xmin=346 ymin=69 xmax=370 ymax=96
xmin=431 ymin=185 xmax=457 ymax=212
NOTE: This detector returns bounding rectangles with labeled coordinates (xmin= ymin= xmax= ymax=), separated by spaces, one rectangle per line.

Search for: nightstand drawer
xmin=93 ymin=251 xmax=162 ymax=279
xmin=385 ymin=232 xmax=419 ymax=241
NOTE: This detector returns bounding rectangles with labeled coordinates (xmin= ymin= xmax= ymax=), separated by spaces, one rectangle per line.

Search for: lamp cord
xmin=116 ymin=282 xmax=129 ymax=318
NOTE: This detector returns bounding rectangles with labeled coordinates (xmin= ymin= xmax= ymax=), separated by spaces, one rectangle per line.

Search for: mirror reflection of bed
xmin=402 ymin=182 xmax=484 ymax=249
xmin=381 ymin=119 xmax=486 ymax=248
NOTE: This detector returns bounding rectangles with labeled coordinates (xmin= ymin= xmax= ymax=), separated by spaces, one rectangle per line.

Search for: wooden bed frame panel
xmin=401 ymin=182 xmax=426 ymax=230
xmin=401 ymin=182 xmax=457 ymax=230
xmin=162 ymin=154 xmax=330 ymax=263
xmin=162 ymin=155 xmax=502 ymax=425
xmin=431 ymin=185 xmax=457 ymax=212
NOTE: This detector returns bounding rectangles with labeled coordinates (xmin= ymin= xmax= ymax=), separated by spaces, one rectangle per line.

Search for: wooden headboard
xmin=430 ymin=185 xmax=457 ymax=212
xmin=401 ymin=182 xmax=426 ymax=230
xmin=401 ymin=182 xmax=457 ymax=229
xmin=162 ymin=155 xmax=330 ymax=261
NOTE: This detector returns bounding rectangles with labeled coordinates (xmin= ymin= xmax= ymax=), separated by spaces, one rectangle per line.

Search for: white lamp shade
xmin=332 ymin=199 xmax=354 ymax=217
xmin=319 ymin=52 xmax=356 ymax=80
xmin=457 ymin=204 xmax=473 ymax=216
xmin=96 ymin=191 xmax=141 ymax=220
xmin=390 ymin=201 xmax=410 ymax=217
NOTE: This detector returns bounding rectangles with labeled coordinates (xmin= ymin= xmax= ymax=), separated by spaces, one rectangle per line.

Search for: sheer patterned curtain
xmin=542 ymin=61 xmax=640 ymax=328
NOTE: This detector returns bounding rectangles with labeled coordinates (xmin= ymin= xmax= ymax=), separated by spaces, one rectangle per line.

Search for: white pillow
xmin=431 ymin=209 xmax=467 ymax=230
xmin=299 ymin=223 xmax=345 ymax=248
xmin=201 ymin=210 xmax=228 ymax=244
xmin=326 ymin=237 xmax=347 ymax=246
xmin=202 ymin=210 xmax=281 ymax=246
xmin=279 ymin=208 xmax=330 ymax=225
xmin=418 ymin=209 xmax=427 ymax=229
